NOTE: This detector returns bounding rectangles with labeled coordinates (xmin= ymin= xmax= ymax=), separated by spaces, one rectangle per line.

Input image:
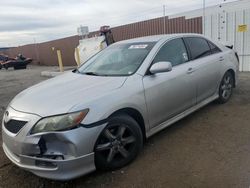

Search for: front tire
xmin=94 ymin=114 xmax=143 ymax=171
xmin=217 ymin=71 xmax=234 ymax=104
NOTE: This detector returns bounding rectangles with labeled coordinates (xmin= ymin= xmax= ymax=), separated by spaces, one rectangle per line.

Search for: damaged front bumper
xmin=2 ymin=106 xmax=106 ymax=180
xmin=2 ymin=143 xmax=95 ymax=180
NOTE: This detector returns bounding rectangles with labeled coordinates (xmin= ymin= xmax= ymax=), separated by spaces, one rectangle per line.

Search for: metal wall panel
xmin=243 ymin=9 xmax=250 ymax=71
xmin=235 ymin=11 xmax=244 ymax=71
xmin=204 ymin=7 xmax=250 ymax=71
xmin=3 ymin=16 xmax=202 ymax=66
xmin=111 ymin=16 xmax=202 ymax=42
xmin=4 ymin=35 xmax=80 ymax=66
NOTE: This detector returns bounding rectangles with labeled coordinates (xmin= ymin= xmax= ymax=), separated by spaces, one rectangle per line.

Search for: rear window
xmin=184 ymin=37 xmax=211 ymax=60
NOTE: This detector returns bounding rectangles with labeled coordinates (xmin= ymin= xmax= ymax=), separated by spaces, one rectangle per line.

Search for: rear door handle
xmin=187 ymin=67 xmax=195 ymax=74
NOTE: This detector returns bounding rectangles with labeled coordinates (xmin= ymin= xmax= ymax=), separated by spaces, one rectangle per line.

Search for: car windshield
xmin=78 ymin=42 xmax=156 ymax=76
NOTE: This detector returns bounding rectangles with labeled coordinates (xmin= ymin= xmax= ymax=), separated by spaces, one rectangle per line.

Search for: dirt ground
xmin=0 ymin=66 xmax=250 ymax=188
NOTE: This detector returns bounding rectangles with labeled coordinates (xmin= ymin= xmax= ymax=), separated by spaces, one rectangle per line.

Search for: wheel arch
xmin=109 ymin=107 xmax=146 ymax=141
xmin=227 ymin=69 xmax=236 ymax=87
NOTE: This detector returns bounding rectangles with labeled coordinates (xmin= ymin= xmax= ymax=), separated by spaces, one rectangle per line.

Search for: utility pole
xmin=163 ymin=5 xmax=166 ymax=34
xmin=33 ymin=38 xmax=40 ymax=64
xmin=203 ymin=0 xmax=206 ymax=34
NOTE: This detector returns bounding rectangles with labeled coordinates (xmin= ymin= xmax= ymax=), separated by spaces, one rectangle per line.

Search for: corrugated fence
xmin=3 ymin=16 xmax=202 ymax=66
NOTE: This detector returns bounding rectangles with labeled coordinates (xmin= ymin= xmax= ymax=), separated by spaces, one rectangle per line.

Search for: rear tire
xmin=94 ymin=114 xmax=143 ymax=171
xmin=217 ymin=71 xmax=234 ymax=104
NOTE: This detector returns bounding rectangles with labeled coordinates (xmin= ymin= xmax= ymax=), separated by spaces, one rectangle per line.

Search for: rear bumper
xmin=3 ymin=143 xmax=95 ymax=180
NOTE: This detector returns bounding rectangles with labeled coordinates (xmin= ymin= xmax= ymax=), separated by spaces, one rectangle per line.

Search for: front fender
xmin=70 ymin=74 xmax=150 ymax=132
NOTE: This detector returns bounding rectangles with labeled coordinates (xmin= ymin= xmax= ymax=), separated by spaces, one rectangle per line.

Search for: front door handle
xmin=219 ymin=57 xmax=224 ymax=61
xmin=187 ymin=67 xmax=195 ymax=74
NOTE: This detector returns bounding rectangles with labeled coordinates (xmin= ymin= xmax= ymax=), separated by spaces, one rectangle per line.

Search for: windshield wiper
xmin=72 ymin=68 xmax=79 ymax=73
xmin=83 ymin=72 xmax=100 ymax=76
xmin=82 ymin=72 xmax=110 ymax=76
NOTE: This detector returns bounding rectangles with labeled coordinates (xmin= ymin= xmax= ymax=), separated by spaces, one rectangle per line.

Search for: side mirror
xmin=149 ymin=61 xmax=172 ymax=74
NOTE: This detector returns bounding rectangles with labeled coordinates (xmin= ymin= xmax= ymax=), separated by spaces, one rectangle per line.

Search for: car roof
xmin=116 ymin=33 xmax=205 ymax=44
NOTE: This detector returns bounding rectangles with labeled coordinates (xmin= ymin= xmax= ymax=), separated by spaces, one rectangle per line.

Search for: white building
xmin=170 ymin=0 xmax=250 ymax=71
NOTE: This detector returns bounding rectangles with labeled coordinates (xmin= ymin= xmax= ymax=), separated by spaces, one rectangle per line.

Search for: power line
xmin=163 ymin=5 xmax=166 ymax=34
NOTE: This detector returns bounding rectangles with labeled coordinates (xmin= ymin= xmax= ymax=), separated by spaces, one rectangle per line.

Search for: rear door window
xmin=153 ymin=38 xmax=189 ymax=67
xmin=208 ymin=41 xmax=222 ymax=54
xmin=184 ymin=37 xmax=211 ymax=60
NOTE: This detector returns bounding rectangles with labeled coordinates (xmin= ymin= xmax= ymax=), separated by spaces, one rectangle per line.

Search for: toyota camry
xmin=2 ymin=34 xmax=239 ymax=180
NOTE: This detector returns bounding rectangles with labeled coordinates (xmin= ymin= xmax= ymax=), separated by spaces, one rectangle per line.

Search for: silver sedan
xmin=2 ymin=34 xmax=239 ymax=180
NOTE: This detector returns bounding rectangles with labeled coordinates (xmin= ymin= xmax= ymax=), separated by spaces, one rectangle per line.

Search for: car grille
xmin=4 ymin=119 xmax=27 ymax=134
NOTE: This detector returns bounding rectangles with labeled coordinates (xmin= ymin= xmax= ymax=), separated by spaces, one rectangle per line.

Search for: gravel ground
xmin=0 ymin=66 xmax=250 ymax=188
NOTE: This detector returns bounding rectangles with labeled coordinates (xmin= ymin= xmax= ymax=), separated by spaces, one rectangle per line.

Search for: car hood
xmin=10 ymin=72 xmax=127 ymax=117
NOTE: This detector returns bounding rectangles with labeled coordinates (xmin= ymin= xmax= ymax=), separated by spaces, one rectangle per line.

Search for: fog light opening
xmin=35 ymin=160 xmax=57 ymax=168
xmin=36 ymin=154 xmax=65 ymax=160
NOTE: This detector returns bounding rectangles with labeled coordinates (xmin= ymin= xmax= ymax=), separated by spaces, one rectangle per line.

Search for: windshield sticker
xmin=129 ymin=44 xmax=148 ymax=49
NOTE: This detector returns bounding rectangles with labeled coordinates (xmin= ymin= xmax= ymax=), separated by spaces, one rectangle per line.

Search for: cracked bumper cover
xmin=2 ymin=106 xmax=106 ymax=180
xmin=3 ymin=143 xmax=95 ymax=180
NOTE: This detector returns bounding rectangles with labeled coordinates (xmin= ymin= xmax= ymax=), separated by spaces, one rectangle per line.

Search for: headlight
xmin=31 ymin=109 xmax=89 ymax=134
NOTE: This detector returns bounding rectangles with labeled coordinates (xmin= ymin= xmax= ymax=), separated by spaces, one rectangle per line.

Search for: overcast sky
xmin=0 ymin=0 xmax=238 ymax=47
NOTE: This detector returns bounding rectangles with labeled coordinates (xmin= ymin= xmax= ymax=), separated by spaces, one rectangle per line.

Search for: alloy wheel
xmin=95 ymin=124 xmax=137 ymax=165
xmin=220 ymin=73 xmax=233 ymax=100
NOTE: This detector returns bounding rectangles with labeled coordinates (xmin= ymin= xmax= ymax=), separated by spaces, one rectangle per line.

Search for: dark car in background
xmin=0 ymin=54 xmax=32 ymax=70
